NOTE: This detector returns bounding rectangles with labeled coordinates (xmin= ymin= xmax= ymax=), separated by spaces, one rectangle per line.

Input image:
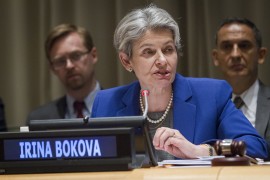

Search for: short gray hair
xmin=114 ymin=4 xmax=181 ymax=57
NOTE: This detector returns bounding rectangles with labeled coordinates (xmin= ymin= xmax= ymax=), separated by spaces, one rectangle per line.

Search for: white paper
xmin=158 ymin=156 xmax=224 ymax=166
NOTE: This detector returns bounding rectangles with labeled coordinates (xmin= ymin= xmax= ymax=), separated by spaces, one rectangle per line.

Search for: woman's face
xmin=126 ymin=29 xmax=178 ymax=91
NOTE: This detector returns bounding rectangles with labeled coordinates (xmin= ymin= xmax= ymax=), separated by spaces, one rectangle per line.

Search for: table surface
xmin=1 ymin=165 xmax=270 ymax=180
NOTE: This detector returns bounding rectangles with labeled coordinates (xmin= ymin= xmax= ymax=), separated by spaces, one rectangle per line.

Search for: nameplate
xmin=4 ymin=136 xmax=116 ymax=160
xmin=0 ymin=127 xmax=135 ymax=174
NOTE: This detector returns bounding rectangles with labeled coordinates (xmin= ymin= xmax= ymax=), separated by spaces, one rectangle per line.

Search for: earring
xmin=128 ymin=68 xmax=133 ymax=72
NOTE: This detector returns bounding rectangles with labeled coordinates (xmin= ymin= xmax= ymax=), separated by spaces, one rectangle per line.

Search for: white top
xmin=232 ymin=79 xmax=259 ymax=127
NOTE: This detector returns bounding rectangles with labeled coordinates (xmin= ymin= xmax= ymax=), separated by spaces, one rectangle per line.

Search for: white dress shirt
xmin=65 ymin=81 xmax=101 ymax=118
xmin=232 ymin=80 xmax=259 ymax=127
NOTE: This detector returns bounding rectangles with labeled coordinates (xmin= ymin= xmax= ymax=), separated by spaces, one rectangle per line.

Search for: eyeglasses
xmin=51 ymin=50 xmax=89 ymax=69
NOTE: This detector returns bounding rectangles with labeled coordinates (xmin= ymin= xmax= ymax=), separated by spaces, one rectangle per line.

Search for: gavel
xmin=212 ymin=139 xmax=253 ymax=166
xmin=214 ymin=139 xmax=246 ymax=157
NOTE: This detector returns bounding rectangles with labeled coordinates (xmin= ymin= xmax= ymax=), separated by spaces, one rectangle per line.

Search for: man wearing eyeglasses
xmin=26 ymin=24 xmax=101 ymax=122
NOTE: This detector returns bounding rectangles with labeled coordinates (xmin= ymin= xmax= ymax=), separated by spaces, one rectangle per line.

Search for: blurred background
xmin=1 ymin=0 xmax=270 ymax=130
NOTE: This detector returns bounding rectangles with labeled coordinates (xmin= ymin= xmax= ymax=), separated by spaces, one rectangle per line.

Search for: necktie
xmin=73 ymin=101 xmax=85 ymax=118
xmin=233 ymin=96 xmax=244 ymax=109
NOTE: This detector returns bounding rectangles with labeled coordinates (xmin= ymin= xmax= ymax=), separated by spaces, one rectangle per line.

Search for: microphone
xmin=141 ymin=89 xmax=150 ymax=118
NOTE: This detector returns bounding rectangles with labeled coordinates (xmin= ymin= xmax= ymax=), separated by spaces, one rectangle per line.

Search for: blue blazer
xmin=92 ymin=74 xmax=268 ymax=158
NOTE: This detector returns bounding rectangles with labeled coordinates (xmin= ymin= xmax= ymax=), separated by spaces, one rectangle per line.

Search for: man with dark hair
xmin=27 ymin=24 xmax=101 ymax=122
xmin=212 ymin=18 xmax=270 ymax=159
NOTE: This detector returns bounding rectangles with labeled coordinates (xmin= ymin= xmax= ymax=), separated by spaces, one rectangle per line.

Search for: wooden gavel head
xmin=214 ymin=139 xmax=246 ymax=157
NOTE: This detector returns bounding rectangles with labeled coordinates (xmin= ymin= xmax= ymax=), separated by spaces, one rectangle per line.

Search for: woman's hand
xmin=153 ymin=127 xmax=209 ymax=159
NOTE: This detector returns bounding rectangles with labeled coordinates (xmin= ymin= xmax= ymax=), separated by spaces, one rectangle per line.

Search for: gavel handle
xmin=244 ymin=155 xmax=258 ymax=164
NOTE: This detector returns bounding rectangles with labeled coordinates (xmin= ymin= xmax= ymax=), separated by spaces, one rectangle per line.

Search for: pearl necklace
xmin=140 ymin=91 xmax=173 ymax=124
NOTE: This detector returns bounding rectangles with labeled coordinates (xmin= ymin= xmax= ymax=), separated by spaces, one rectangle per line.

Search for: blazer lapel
xmin=56 ymin=96 xmax=67 ymax=118
xmin=117 ymin=82 xmax=141 ymax=116
xmin=255 ymin=83 xmax=270 ymax=136
xmin=173 ymin=75 xmax=196 ymax=142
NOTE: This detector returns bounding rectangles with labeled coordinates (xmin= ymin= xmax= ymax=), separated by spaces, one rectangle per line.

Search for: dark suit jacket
xmin=26 ymin=96 xmax=66 ymax=125
xmin=0 ymin=98 xmax=6 ymax=131
xmin=256 ymin=81 xmax=270 ymax=160
xmin=92 ymin=74 xmax=268 ymax=159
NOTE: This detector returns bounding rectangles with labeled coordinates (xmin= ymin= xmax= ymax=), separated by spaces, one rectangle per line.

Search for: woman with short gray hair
xmin=92 ymin=4 xmax=268 ymax=161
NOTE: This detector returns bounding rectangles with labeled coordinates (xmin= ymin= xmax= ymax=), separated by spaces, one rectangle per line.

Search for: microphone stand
xmin=141 ymin=90 xmax=158 ymax=166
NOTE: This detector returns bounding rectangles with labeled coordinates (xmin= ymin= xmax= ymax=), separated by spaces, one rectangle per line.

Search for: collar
xmin=232 ymin=79 xmax=259 ymax=111
xmin=66 ymin=81 xmax=101 ymax=116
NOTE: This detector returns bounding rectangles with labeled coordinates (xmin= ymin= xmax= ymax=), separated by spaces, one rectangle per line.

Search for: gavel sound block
xmin=211 ymin=139 xmax=250 ymax=166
